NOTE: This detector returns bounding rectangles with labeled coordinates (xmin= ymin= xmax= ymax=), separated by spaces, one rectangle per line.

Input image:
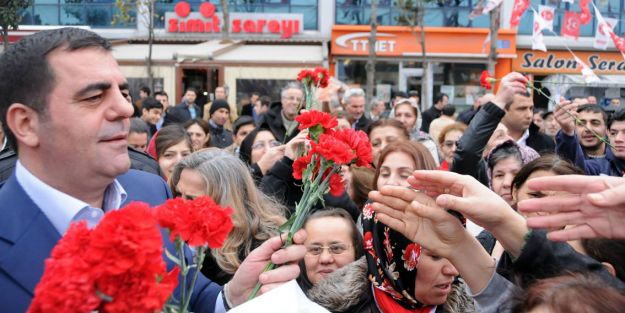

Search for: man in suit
xmin=164 ymin=87 xmax=200 ymax=126
xmin=0 ymin=27 xmax=305 ymax=313
xmin=343 ymin=88 xmax=370 ymax=132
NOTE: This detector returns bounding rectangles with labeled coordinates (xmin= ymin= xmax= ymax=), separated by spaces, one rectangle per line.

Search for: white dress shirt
xmin=15 ymin=160 xmax=126 ymax=235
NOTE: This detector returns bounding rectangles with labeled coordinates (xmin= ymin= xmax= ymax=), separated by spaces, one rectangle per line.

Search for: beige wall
xmin=118 ymin=65 xmax=176 ymax=100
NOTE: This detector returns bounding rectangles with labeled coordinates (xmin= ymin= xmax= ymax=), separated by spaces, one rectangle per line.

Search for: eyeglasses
xmin=443 ymin=140 xmax=459 ymax=148
xmin=306 ymin=243 xmax=351 ymax=256
xmin=251 ymin=140 xmax=281 ymax=150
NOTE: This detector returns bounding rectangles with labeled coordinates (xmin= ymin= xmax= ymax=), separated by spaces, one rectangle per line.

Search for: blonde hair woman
xmin=169 ymin=148 xmax=287 ymax=284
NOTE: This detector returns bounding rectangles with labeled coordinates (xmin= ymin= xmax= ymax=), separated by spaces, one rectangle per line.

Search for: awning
xmin=213 ymin=44 xmax=324 ymax=63
xmin=542 ymin=74 xmax=625 ymax=88
xmin=174 ymin=40 xmax=242 ymax=61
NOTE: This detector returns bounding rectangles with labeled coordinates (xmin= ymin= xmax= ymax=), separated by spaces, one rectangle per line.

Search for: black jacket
xmin=260 ymin=156 xmax=360 ymax=220
xmin=256 ymin=101 xmax=300 ymax=143
xmin=497 ymin=230 xmax=625 ymax=292
xmin=207 ymin=120 xmax=234 ymax=149
xmin=353 ymin=115 xmax=371 ymax=132
xmin=421 ymin=106 xmax=442 ymax=133
xmin=451 ymin=102 xmax=505 ymax=186
xmin=526 ymin=122 xmax=555 ymax=154
xmin=163 ymin=102 xmax=200 ymax=126
xmin=457 ymin=107 xmax=479 ymax=125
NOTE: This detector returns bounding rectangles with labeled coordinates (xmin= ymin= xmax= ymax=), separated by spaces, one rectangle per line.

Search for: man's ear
xmin=602 ymin=262 xmax=617 ymax=277
xmin=6 ymin=103 xmax=41 ymax=148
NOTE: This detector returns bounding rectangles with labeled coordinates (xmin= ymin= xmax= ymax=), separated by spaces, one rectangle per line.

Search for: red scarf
xmin=373 ymin=288 xmax=435 ymax=313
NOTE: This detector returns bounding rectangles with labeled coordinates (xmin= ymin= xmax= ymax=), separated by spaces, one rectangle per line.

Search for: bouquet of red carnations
xmin=248 ymin=69 xmax=373 ymax=299
xmin=28 ymin=197 xmax=233 ymax=313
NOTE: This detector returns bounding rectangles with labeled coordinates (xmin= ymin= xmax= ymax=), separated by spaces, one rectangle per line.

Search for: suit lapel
xmin=0 ymin=175 xmax=61 ymax=296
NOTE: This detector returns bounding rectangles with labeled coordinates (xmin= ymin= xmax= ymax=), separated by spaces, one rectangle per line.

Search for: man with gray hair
xmin=343 ymin=88 xmax=370 ymax=131
xmin=257 ymin=82 xmax=303 ymax=142
xmin=369 ymin=97 xmax=387 ymax=121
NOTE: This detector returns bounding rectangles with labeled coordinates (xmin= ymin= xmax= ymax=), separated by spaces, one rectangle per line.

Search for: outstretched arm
xmin=518 ymin=175 xmax=625 ymax=241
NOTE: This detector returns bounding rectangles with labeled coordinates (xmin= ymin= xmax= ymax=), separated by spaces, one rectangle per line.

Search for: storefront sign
xmin=165 ymin=1 xmax=302 ymax=39
xmin=514 ymin=50 xmax=625 ymax=74
xmin=331 ymin=25 xmax=516 ymax=57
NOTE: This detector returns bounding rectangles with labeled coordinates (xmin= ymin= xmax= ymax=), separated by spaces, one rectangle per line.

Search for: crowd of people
xmin=1 ymin=27 xmax=625 ymax=313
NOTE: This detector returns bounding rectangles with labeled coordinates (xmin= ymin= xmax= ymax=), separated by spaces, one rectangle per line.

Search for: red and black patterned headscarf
xmin=361 ymin=201 xmax=466 ymax=312
xmin=362 ymin=202 xmax=425 ymax=310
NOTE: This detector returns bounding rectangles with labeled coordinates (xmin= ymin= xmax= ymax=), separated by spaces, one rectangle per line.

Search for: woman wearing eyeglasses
xmin=300 ymin=209 xmax=364 ymax=286
xmin=437 ymin=123 xmax=466 ymax=171
xmin=239 ymin=127 xmax=286 ymax=183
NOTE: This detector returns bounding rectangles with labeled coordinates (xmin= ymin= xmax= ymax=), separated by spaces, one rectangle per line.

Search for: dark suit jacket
xmin=0 ymin=169 xmax=221 ymax=313
xmin=164 ymin=102 xmax=200 ymax=126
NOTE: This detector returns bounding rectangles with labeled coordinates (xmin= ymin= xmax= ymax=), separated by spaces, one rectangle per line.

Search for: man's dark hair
xmin=130 ymin=117 xmax=149 ymax=135
xmin=578 ymin=104 xmax=607 ymax=126
xmin=259 ymin=95 xmax=271 ymax=107
xmin=154 ymin=91 xmax=169 ymax=98
xmin=141 ymin=97 xmax=163 ymax=111
xmin=0 ymin=27 xmax=111 ymax=150
xmin=185 ymin=87 xmax=198 ymax=95
xmin=608 ymin=108 xmax=625 ymax=129
xmin=251 ymin=91 xmax=261 ymax=97
xmin=232 ymin=115 xmax=255 ymax=135
xmin=434 ymin=93 xmax=448 ymax=104
xmin=140 ymin=85 xmax=151 ymax=96
xmin=441 ymin=105 xmax=455 ymax=116
xmin=409 ymin=90 xmax=419 ymax=98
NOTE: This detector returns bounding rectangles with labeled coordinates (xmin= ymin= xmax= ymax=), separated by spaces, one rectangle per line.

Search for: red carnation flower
xmin=156 ymin=196 xmax=234 ymax=248
xmin=332 ymin=128 xmax=373 ymax=167
xmin=87 ymin=203 xmax=177 ymax=313
xmin=311 ymin=134 xmax=356 ymax=165
xmin=402 ymin=243 xmax=421 ymax=271
xmin=480 ymin=70 xmax=495 ymax=90
xmin=328 ymin=172 xmax=344 ymax=196
xmin=293 ymin=153 xmax=312 ymax=180
xmin=313 ymin=67 xmax=330 ymax=88
xmin=297 ymin=69 xmax=314 ymax=84
xmin=295 ymin=110 xmax=338 ymax=132
xmin=29 ymin=222 xmax=101 ymax=313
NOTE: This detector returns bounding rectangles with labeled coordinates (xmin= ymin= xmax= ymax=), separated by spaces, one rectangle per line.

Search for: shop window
xmin=336 ymin=59 xmax=400 ymax=96
xmin=335 ymin=0 xmax=489 ymax=28
xmin=21 ymin=0 xmax=136 ymax=28
xmin=235 ymin=79 xmax=292 ymax=106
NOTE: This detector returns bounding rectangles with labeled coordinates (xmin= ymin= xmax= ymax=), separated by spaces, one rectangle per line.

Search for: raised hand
xmin=519 ymin=175 xmax=625 ymax=241
xmin=369 ymin=186 xmax=466 ymax=258
xmin=406 ymin=170 xmax=514 ymax=232
xmin=492 ymin=72 xmax=529 ymax=110
xmin=554 ymin=100 xmax=578 ymax=136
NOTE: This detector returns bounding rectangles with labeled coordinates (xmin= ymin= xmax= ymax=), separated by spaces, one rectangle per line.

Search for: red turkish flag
xmin=562 ymin=11 xmax=581 ymax=39
xmin=510 ymin=0 xmax=530 ymax=27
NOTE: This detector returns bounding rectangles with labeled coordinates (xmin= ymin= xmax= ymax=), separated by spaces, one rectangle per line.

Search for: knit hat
xmin=209 ymin=99 xmax=230 ymax=116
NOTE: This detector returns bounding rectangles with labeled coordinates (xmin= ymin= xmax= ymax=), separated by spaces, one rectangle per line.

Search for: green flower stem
xmin=176 ymin=237 xmax=187 ymax=310
xmin=247 ymin=161 xmax=336 ymax=300
xmin=181 ymin=246 xmax=207 ymax=313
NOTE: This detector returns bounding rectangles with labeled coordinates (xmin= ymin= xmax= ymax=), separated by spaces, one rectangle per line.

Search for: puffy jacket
xmin=556 ymin=130 xmax=625 ymax=176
